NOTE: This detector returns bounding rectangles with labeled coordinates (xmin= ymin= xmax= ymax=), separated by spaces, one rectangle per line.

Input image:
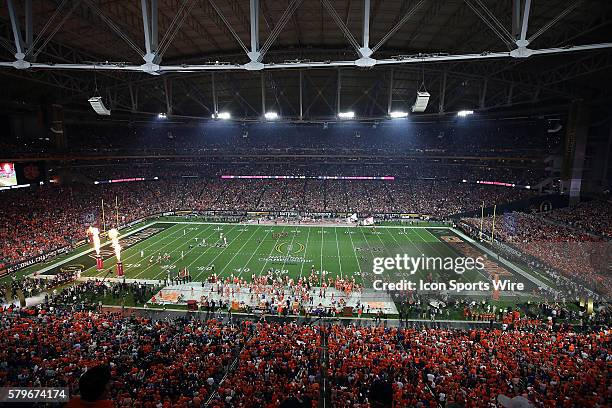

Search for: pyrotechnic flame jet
xmin=107 ymin=228 xmax=122 ymax=262
xmin=86 ymin=226 xmax=101 ymax=256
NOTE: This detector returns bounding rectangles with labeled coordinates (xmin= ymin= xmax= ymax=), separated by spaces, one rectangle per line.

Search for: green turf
xmin=22 ymin=221 xmax=544 ymax=298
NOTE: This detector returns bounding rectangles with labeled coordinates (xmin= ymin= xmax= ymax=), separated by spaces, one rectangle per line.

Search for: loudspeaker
xmin=412 ymin=91 xmax=430 ymax=112
xmin=88 ymin=96 xmax=111 ymax=116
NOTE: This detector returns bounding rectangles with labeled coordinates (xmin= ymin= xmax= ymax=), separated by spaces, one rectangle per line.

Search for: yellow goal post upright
xmin=490 ymin=204 xmax=497 ymax=244
xmin=479 ymin=201 xmax=484 ymax=240
xmin=101 ymin=199 xmax=106 ymax=233
xmin=115 ymin=195 xmax=119 ymax=228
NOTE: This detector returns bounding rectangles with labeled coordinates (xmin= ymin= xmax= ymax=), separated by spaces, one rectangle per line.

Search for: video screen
xmin=0 ymin=162 xmax=17 ymax=187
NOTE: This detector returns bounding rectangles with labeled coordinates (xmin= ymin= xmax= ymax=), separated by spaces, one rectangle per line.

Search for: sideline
xmin=451 ymin=228 xmax=554 ymax=292
xmin=99 ymin=304 xmax=495 ymax=326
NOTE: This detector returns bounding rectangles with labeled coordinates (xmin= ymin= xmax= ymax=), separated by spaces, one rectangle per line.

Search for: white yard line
xmin=412 ymin=228 xmax=491 ymax=283
xmin=238 ymin=226 xmax=275 ymax=278
xmin=134 ymin=224 xmax=215 ymax=279
xmin=31 ymin=220 xmax=454 ymax=281
xmin=86 ymin=224 xmax=186 ymax=278
xmin=319 ymin=226 xmax=324 ymax=272
xmin=346 ymin=226 xmax=364 ymax=286
xmin=298 ymin=227 xmax=312 ymax=279
xmin=147 ymin=225 xmax=223 ymax=281
xmin=29 ymin=221 xmax=158 ymax=276
xmin=188 ymin=224 xmax=242 ymax=281
xmin=279 ymin=227 xmax=300 ymax=275
xmin=383 ymin=227 xmax=423 ymax=260
xmin=334 ymin=227 xmax=343 ymax=279
xmin=216 ymin=226 xmax=264 ymax=278
xmin=257 ymin=226 xmax=289 ymax=276
xmin=451 ymin=227 xmax=553 ymax=291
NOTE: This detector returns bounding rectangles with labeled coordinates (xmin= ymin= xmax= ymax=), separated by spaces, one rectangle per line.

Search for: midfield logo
xmin=274 ymin=242 xmax=305 ymax=255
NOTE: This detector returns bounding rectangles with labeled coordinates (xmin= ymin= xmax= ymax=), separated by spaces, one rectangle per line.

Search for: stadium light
xmin=157 ymin=112 xmax=167 ymax=119
xmin=389 ymin=111 xmax=408 ymax=118
xmin=212 ymin=112 xmax=231 ymax=120
xmin=457 ymin=110 xmax=474 ymax=117
xmin=338 ymin=111 xmax=355 ymax=119
xmin=264 ymin=112 xmax=279 ymax=120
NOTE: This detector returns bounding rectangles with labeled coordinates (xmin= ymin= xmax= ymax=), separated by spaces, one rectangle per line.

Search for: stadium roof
xmin=0 ymin=0 xmax=611 ymax=120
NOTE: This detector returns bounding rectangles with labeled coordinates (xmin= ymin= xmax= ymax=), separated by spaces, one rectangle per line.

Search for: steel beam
xmin=506 ymin=84 xmax=514 ymax=106
xmin=6 ymin=0 xmax=24 ymax=58
xmin=141 ymin=0 xmax=159 ymax=64
xmin=24 ymin=0 xmax=32 ymax=51
xmin=156 ymin=0 xmax=197 ymax=58
xmin=177 ymin=79 xmax=211 ymax=113
xmin=82 ymin=0 xmax=145 ymax=58
xmin=371 ymin=0 xmax=425 ymax=53
xmin=155 ymin=1 xmax=216 ymax=53
xmin=258 ymin=0 xmax=304 ymax=62
xmin=512 ymin=0 xmax=521 ymax=39
xmin=141 ymin=0 xmax=153 ymax=55
xmin=250 ymin=0 xmax=259 ymax=54
xmin=464 ymin=0 xmax=514 ymax=47
xmin=129 ymin=83 xmax=138 ymax=112
xmin=479 ymin=78 xmax=488 ymax=108
xmin=30 ymin=1 xmax=80 ymax=61
xmin=362 ymin=0 xmax=370 ymax=49
xmin=1 ymin=42 xmax=611 ymax=75
xmin=208 ymin=0 xmax=249 ymax=55
xmin=528 ymin=0 xmax=584 ymax=44
xmin=519 ymin=0 xmax=531 ymax=43
xmin=151 ymin=0 xmax=158 ymax=51
xmin=321 ymin=0 xmax=361 ymax=56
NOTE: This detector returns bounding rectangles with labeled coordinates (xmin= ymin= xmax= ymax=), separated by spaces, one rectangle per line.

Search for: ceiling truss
xmin=0 ymin=0 xmax=610 ymax=120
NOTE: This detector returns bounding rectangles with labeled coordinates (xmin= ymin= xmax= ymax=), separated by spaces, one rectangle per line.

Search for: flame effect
xmin=107 ymin=228 xmax=122 ymax=262
xmin=86 ymin=226 xmax=101 ymax=255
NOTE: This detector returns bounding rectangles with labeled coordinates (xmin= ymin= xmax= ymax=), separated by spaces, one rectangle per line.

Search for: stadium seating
xmin=0 ymin=176 xmax=534 ymax=269
xmin=0 ymin=306 xmax=609 ymax=407
xmin=462 ymin=211 xmax=611 ymax=297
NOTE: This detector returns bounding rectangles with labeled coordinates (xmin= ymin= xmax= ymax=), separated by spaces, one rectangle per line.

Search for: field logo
xmin=275 ymin=242 xmax=305 ymax=255
xmin=88 ymin=249 xmax=114 ymax=260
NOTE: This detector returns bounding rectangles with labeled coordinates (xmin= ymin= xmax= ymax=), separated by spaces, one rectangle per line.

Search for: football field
xmin=86 ymin=222 xmax=451 ymax=283
xmin=29 ymin=220 xmax=550 ymax=297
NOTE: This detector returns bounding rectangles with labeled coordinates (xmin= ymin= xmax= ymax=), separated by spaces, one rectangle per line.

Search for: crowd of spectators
xmin=1 ymin=269 xmax=79 ymax=303
xmin=0 ymin=306 xmax=250 ymax=407
xmin=393 ymin=293 xmax=611 ymax=328
xmin=543 ymin=200 xmax=612 ymax=238
xmin=210 ymin=322 xmax=320 ymax=407
xmin=462 ymin=211 xmax=611 ymax=297
xmin=0 ymin=181 xmax=185 ymax=270
xmin=0 ymin=176 xmax=534 ymax=269
xmin=326 ymin=324 xmax=610 ymax=407
xmin=0 ymin=304 xmax=609 ymax=407
xmin=56 ymin=161 xmax=544 ymax=186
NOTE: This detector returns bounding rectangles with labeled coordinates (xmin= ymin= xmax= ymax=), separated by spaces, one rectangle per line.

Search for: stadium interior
xmin=0 ymin=0 xmax=611 ymax=407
